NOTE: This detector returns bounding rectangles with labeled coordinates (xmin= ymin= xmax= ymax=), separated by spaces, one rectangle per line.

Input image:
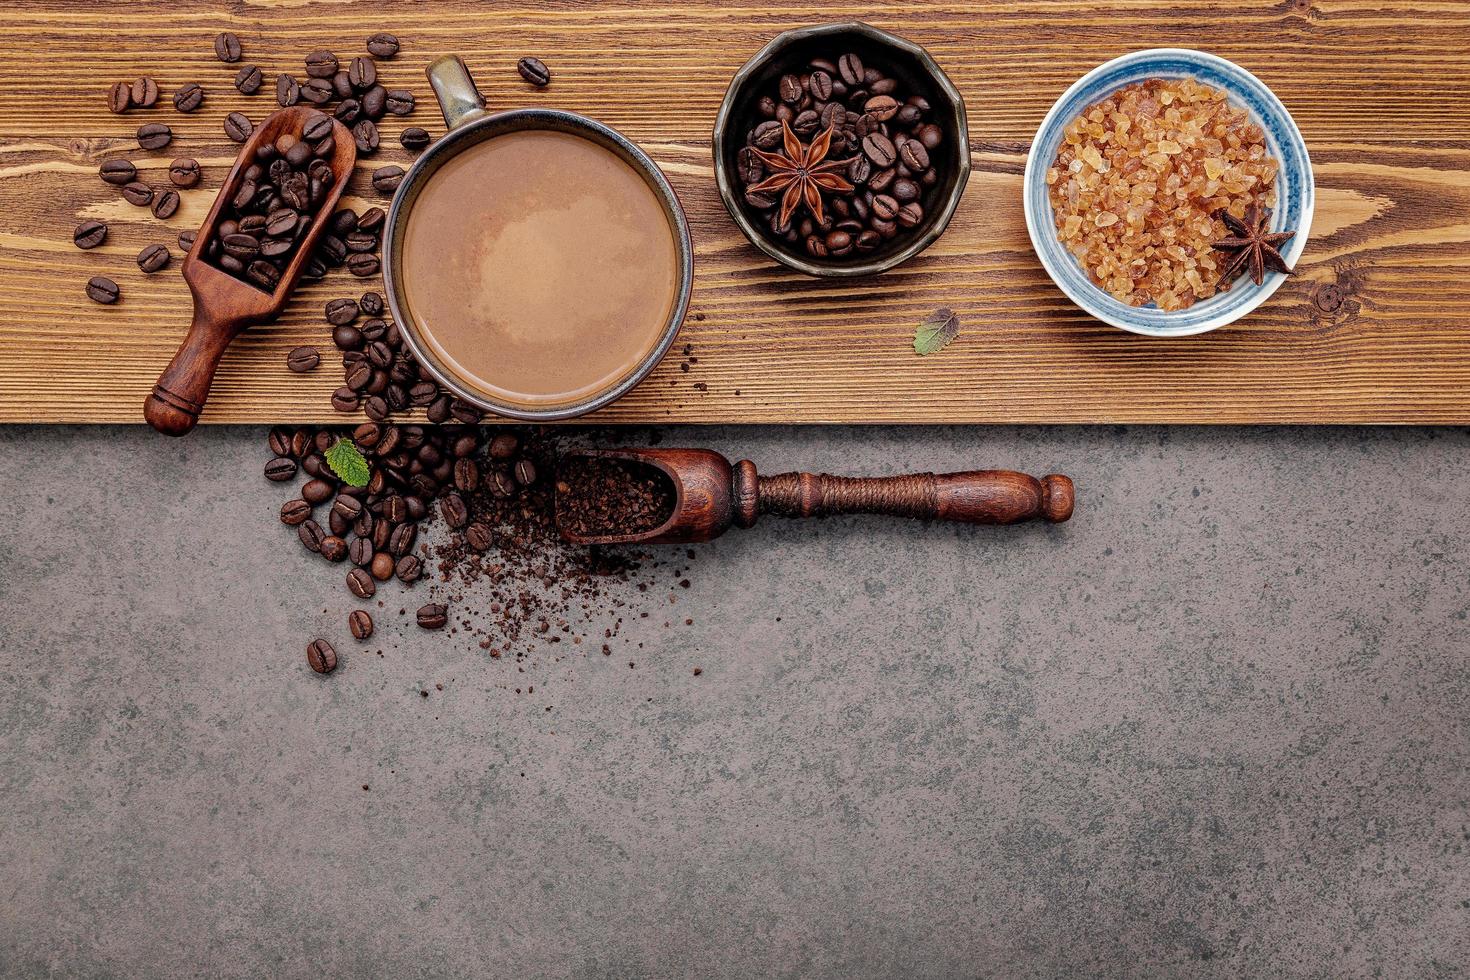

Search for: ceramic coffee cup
xmin=381 ymin=55 xmax=694 ymax=421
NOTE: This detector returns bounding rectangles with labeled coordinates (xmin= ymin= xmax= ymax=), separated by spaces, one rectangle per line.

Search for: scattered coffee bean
xmin=517 ymin=57 xmax=551 ymax=87
xmin=149 ymin=191 xmax=180 ymax=223
xmin=395 ymin=554 xmax=422 ymax=583
xmin=399 ymin=126 xmax=430 ymax=150
xmin=136 ymin=123 xmax=172 ymax=150
xmin=325 ymin=297 xmax=360 ymax=325
xmin=514 ymin=459 xmax=537 ymax=485
xmin=352 ymin=118 xmax=379 ymax=153
xmin=137 ymin=243 xmax=170 ymax=273
xmin=347 ymin=567 xmax=376 ymax=599
xmin=416 ymin=603 xmax=448 ymax=629
xmin=178 ymin=229 xmax=197 ymax=253
xmin=265 ymin=456 xmax=298 ymax=481
xmin=235 ymin=64 xmax=264 ymax=95
xmin=99 ymin=159 xmax=136 ymax=185
xmin=346 ymin=252 xmax=380 ymax=277
xmin=173 ymin=82 xmax=205 ymax=112
xmin=348 ymin=610 xmax=374 ymax=640
xmin=298 ymin=519 xmax=326 ymax=552
xmin=302 ymin=478 xmax=334 ymax=504
xmin=349 ymin=56 xmax=377 ymax=90
xmin=489 ymin=433 xmax=518 ymax=459
xmin=168 ymin=157 xmax=201 ymax=188
xmin=356 ymin=207 xmax=386 ymax=233
xmin=281 ymin=498 xmax=312 ymax=525
xmin=384 ymin=90 xmax=414 ymax=115
xmin=85 ymin=276 xmax=120 ymax=304
xmin=319 ymin=536 xmax=348 ymax=562
xmin=366 ymin=32 xmax=399 ymax=58
xmin=214 ymin=31 xmax=242 ymax=63
xmin=108 ymin=81 xmax=132 ymax=114
xmin=465 ymin=523 xmax=492 ymax=552
xmin=331 ymin=387 xmax=359 ymax=412
xmin=287 ymin=346 xmax=321 ymax=373
xmin=276 ymin=73 xmax=300 ymax=107
xmin=130 ymin=77 xmax=159 ymax=108
xmin=224 ymin=112 xmax=253 ymax=143
xmin=301 ymin=77 xmax=333 ymax=105
xmin=306 ymin=639 xmax=337 ymax=674
xmin=370 ymin=551 xmax=395 ymax=580
xmin=305 ymin=51 xmax=338 ymax=78
xmin=371 ymin=165 xmax=404 ymax=193
xmin=73 ymin=220 xmax=108 ymax=250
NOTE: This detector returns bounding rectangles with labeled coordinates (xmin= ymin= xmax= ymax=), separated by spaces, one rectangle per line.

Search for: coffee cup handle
xmin=426 ymin=55 xmax=490 ymax=130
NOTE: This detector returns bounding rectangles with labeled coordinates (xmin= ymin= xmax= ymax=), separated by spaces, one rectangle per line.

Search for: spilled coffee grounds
xmin=555 ymin=455 xmax=676 ymax=538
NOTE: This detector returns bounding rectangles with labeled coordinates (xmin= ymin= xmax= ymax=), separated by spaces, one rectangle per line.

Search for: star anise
xmin=1212 ymin=204 xmax=1296 ymax=287
xmin=746 ymin=120 xmax=854 ymax=228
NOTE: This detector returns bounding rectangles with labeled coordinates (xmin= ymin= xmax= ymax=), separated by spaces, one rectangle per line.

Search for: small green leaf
xmin=325 ymin=437 xmax=371 ymax=487
xmin=914 ymin=307 xmax=960 ymax=355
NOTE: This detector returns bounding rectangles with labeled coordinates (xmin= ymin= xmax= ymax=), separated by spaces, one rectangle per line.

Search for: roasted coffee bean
xmin=514 ymin=459 xmax=539 ymax=486
xmin=130 ymin=77 xmax=159 ymax=108
xmin=416 ymin=603 xmax=448 ymax=630
xmin=865 ymin=94 xmax=899 ymax=121
xmin=809 ymin=70 xmax=834 ymax=101
xmin=108 ymin=81 xmax=132 ymax=114
xmin=334 ymin=325 xmax=365 ymax=352
xmin=247 ymin=260 xmax=281 ymax=290
xmin=221 ymin=232 xmax=260 ymax=259
xmin=85 ymin=275 xmax=120 ymax=304
xmin=304 ymin=50 xmax=338 ymax=78
xmin=399 ymin=126 xmax=430 ymax=150
xmin=333 ymin=98 xmax=361 ymax=125
xmin=348 ymin=55 xmax=377 ymax=90
xmin=348 ymin=536 xmax=374 ymax=567
xmin=465 ymin=522 xmax=492 ymax=552
xmin=352 ymin=118 xmax=379 ymax=153
xmin=276 ymin=73 xmax=300 ymax=106
xmin=891 ymin=177 xmax=920 ymax=203
xmin=73 ymin=220 xmax=108 ymax=250
xmin=348 ymin=610 xmax=374 ymax=640
xmin=286 ymin=346 xmax=320 ymax=373
xmin=899 ymin=138 xmax=930 ymax=171
xmin=298 ymin=519 xmax=326 ymax=553
xmin=425 ymin=396 xmax=451 ymax=424
xmin=778 ymin=73 xmax=802 ymax=103
xmin=441 ymin=491 xmax=469 ymax=529
xmin=136 ymin=123 xmax=172 ymax=150
xmin=301 ymin=114 xmax=334 ymax=145
xmin=214 ymin=31 xmax=242 ymax=62
xmin=897 ymin=201 xmax=924 ymax=227
xmin=173 ymin=82 xmax=205 ymax=112
xmin=264 ymin=456 xmax=297 ymax=482
xmin=345 ymin=230 xmax=377 ymax=253
xmin=403 ymin=381 xmax=435 ymax=407
xmin=100 ymin=159 xmax=136 ymax=185
xmin=234 ymin=64 xmax=263 ymax=95
xmin=320 ymin=536 xmax=348 ymax=562
xmin=331 ymin=495 xmax=363 ymax=525
xmin=324 ymin=297 xmax=360 ymax=325
xmin=367 ymin=165 xmax=405 ymax=197
xmin=175 ymin=230 xmax=197 ymax=255
xmin=281 ymin=498 xmax=312 ymax=525
xmin=224 ymin=112 xmax=253 ymax=143
xmin=488 ymin=432 xmax=518 ymax=459
xmin=517 ymin=56 xmax=551 ymax=86
xmin=306 ymin=639 xmax=337 ymax=674
xmin=299 ymin=77 xmax=333 ymax=105
xmin=167 ymin=157 xmax=201 ymax=188
xmin=489 ymin=468 xmax=516 ymax=497
xmin=449 ymin=400 xmax=483 ymax=424
xmin=366 ymin=551 xmax=393 ymax=581
xmin=151 ymin=188 xmax=180 ymax=220
xmin=290 ymin=428 xmax=313 ymax=458
xmin=838 ymin=53 xmax=864 ymax=86
xmin=262 ymin=208 xmax=296 ymax=238
xmin=384 ymin=90 xmax=414 ymax=115
xmin=395 ymin=554 xmax=422 ymax=584
xmin=360 ymin=84 xmax=386 ymax=119
xmin=862 ymin=132 xmax=897 ymax=167
xmin=356 ymin=207 xmax=386 ymax=233
xmin=362 ymin=394 xmax=388 ymax=421
xmin=346 ymin=567 xmax=376 ymax=599
xmin=137 ymin=243 xmax=170 ymax=273
xmin=302 ymin=478 xmax=335 ymax=505
xmin=268 ymin=428 xmax=293 ymax=457
xmin=916 ymin=123 xmax=943 ymax=150
xmin=366 ymin=32 xmax=400 ymax=58
xmin=347 ymin=252 xmax=380 ymax=277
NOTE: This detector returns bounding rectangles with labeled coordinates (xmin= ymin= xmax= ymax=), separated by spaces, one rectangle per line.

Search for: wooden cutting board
xmin=2 ymin=0 xmax=1468 ymax=424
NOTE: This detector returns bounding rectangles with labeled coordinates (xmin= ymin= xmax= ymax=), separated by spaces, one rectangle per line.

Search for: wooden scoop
xmin=143 ymin=107 xmax=357 ymax=436
xmin=556 ymin=448 xmax=1074 ymax=545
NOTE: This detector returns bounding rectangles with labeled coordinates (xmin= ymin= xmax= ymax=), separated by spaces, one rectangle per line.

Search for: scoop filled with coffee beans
xmin=143 ymin=106 xmax=356 ymax=437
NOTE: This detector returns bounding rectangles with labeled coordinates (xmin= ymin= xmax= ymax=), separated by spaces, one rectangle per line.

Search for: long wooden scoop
xmin=143 ymin=107 xmax=356 ymax=436
xmin=556 ymin=448 xmax=1074 ymax=545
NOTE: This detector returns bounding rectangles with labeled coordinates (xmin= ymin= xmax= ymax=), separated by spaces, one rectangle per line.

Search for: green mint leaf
xmin=914 ymin=307 xmax=960 ymax=355
xmin=325 ymin=437 xmax=371 ymax=487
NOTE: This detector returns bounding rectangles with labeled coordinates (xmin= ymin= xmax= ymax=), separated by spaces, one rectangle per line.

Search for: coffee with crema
xmin=399 ymin=129 xmax=680 ymax=408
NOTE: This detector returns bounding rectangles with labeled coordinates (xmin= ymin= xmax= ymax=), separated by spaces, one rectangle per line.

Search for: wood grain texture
xmin=2 ymin=0 xmax=1469 ymax=424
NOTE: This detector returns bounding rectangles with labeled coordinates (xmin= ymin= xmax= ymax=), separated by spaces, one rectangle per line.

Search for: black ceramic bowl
xmin=713 ymin=21 xmax=970 ymax=278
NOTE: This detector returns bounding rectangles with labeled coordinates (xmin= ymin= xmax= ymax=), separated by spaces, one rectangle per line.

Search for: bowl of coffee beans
xmin=714 ymin=21 xmax=970 ymax=278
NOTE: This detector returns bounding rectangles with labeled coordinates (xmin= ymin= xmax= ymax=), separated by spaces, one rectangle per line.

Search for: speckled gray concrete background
xmin=1 ymin=425 xmax=1468 ymax=980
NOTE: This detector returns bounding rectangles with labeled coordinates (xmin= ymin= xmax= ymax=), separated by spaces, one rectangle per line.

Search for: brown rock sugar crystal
xmin=1046 ymin=77 xmax=1279 ymax=311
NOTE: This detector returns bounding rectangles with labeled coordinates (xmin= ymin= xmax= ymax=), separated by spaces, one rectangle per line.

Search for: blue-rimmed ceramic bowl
xmin=1023 ymin=49 xmax=1314 ymax=337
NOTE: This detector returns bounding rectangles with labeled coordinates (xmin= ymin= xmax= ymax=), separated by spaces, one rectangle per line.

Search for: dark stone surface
xmin=1 ymin=425 xmax=1467 ymax=978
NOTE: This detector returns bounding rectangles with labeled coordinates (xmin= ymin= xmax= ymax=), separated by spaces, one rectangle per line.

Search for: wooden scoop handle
xmin=749 ymin=468 xmax=1074 ymax=525
xmin=143 ymin=307 xmax=248 ymax=437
